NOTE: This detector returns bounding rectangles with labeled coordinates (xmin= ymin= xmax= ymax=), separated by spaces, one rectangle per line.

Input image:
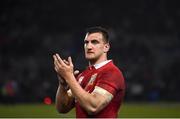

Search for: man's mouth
xmin=87 ymin=52 xmax=94 ymax=54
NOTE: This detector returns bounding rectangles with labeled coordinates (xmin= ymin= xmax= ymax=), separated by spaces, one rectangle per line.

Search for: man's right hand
xmin=57 ymin=75 xmax=67 ymax=86
xmin=57 ymin=70 xmax=80 ymax=86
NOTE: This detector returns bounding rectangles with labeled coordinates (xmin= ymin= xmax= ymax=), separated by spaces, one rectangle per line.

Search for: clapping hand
xmin=53 ymin=53 xmax=79 ymax=86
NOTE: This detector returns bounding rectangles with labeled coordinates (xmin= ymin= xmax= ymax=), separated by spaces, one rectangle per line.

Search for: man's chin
xmin=86 ymin=57 xmax=93 ymax=60
xmin=86 ymin=57 xmax=98 ymax=62
xmin=86 ymin=56 xmax=95 ymax=60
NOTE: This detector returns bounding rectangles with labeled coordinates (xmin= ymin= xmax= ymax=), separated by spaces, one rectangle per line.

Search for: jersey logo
xmin=85 ymin=73 xmax=98 ymax=91
xmin=78 ymin=76 xmax=84 ymax=85
xmin=89 ymin=73 xmax=97 ymax=85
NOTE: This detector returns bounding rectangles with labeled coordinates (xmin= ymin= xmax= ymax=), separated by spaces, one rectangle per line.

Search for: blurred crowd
xmin=0 ymin=0 xmax=180 ymax=103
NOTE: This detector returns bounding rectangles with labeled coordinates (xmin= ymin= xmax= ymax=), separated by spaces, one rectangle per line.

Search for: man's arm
xmin=65 ymin=74 xmax=112 ymax=115
xmin=53 ymin=54 xmax=113 ymax=115
xmin=54 ymin=60 xmax=76 ymax=113
xmin=55 ymin=81 xmax=75 ymax=113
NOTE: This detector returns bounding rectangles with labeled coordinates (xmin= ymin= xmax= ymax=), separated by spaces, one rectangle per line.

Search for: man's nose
xmin=86 ymin=43 xmax=93 ymax=49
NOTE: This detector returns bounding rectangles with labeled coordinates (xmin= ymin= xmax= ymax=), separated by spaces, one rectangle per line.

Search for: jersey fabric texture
xmin=75 ymin=61 xmax=125 ymax=118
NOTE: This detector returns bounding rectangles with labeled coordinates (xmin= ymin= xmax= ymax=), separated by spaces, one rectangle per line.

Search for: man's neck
xmin=89 ymin=53 xmax=108 ymax=65
xmin=89 ymin=58 xmax=108 ymax=66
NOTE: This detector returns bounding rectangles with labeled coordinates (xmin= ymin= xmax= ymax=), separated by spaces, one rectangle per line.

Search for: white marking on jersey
xmin=93 ymin=86 xmax=113 ymax=102
xmin=89 ymin=73 xmax=97 ymax=84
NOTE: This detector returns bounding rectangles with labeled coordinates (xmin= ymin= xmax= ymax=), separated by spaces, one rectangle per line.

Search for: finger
xmin=74 ymin=70 xmax=80 ymax=75
xmin=54 ymin=55 xmax=61 ymax=67
xmin=56 ymin=54 xmax=66 ymax=66
xmin=54 ymin=57 xmax=62 ymax=71
xmin=53 ymin=55 xmax=57 ymax=62
xmin=68 ymin=56 xmax=73 ymax=66
xmin=53 ymin=54 xmax=61 ymax=67
xmin=54 ymin=66 xmax=58 ymax=72
xmin=54 ymin=59 xmax=60 ymax=70
xmin=63 ymin=59 xmax=69 ymax=65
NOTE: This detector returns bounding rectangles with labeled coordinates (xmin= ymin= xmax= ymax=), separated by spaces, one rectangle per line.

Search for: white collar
xmin=93 ymin=60 xmax=111 ymax=69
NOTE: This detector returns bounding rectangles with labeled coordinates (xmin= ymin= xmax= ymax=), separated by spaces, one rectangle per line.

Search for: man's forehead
xmin=84 ymin=32 xmax=103 ymax=41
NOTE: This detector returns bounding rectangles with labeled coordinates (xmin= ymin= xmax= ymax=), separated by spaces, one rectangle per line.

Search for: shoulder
xmin=99 ymin=61 xmax=123 ymax=77
xmin=96 ymin=61 xmax=125 ymax=89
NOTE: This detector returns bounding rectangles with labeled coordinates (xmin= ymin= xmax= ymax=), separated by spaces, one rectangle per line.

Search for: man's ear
xmin=104 ymin=43 xmax=110 ymax=53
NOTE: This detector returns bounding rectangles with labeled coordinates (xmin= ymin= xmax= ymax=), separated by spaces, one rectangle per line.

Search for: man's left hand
xmin=53 ymin=53 xmax=74 ymax=80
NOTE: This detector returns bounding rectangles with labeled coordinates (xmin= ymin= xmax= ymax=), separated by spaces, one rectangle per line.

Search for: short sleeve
xmin=96 ymin=69 xmax=125 ymax=96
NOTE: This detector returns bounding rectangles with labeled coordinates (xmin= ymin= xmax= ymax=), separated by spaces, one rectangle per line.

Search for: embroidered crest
xmin=85 ymin=73 xmax=98 ymax=91
xmin=89 ymin=73 xmax=98 ymax=85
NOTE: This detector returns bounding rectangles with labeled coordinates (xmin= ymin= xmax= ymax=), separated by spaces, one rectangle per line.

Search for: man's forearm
xmin=53 ymin=53 xmax=109 ymax=114
xmin=55 ymin=83 xmax=75 ymax=113
xmin=65 ymin=75 xmax=107 ymax=114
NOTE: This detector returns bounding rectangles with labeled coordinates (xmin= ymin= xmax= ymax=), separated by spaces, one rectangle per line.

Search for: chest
xmin=77 ymin=70 xmax=99 ymax=93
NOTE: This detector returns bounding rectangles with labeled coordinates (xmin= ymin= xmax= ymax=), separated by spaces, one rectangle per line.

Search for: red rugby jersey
xmin=75 ymin=61 xmax=125 ymax=118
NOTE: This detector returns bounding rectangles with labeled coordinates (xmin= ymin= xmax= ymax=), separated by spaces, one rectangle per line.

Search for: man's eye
xmin=91 ymin=40 xmax=99 ymax=44
xmin=84 ymin=41 xmax=88 ymax=44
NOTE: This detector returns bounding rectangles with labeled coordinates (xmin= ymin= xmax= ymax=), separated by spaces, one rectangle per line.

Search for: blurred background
xmin=0 ymin=0 xmax=180 ymax=117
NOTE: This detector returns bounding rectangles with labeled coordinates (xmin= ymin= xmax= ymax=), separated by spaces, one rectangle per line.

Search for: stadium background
xmin=0 ymin=0 xmax=180 ymax=117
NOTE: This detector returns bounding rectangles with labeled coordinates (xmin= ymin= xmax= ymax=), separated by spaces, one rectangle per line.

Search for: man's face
xmin=84 ymin=32 xmax=109 ymax=61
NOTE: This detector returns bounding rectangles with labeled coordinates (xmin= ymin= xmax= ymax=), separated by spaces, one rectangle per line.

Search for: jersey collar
xmin=93 ymin=60 xmax=111 ymax=69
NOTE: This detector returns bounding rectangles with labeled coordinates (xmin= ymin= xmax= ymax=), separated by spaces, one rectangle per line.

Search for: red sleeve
xmin=96 ymin=69 xmax=125 ymax=96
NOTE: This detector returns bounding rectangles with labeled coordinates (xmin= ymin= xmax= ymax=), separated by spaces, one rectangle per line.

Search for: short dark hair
xmin=85 ymin=26 xmax=109 ymax=43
